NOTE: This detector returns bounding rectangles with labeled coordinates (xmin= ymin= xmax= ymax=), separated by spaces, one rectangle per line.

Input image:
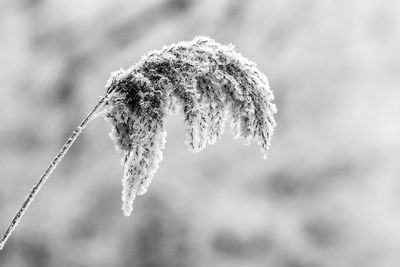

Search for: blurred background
xmin=1 ymin=0 xmax=400 ymax=266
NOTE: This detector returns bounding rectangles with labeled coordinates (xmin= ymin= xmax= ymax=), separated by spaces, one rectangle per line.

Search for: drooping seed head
xmin=104 ymin=36 xmax=277 ymax=216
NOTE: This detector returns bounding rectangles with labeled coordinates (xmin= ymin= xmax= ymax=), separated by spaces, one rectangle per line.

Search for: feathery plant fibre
xmin=0 ymin=36 xmax=276 ymax=250
xmin=105 ymin=36 xmax=277 ymax=216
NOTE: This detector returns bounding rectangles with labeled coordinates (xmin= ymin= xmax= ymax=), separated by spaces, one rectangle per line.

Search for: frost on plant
xmin=0 ymin=36 xmax=277 ymax=251
xmin=104 ymin=36 xmax=277 ymax=216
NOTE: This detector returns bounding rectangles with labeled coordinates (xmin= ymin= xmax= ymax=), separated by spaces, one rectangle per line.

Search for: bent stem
xmin=0 ymin=94 xmax=109 ymax=251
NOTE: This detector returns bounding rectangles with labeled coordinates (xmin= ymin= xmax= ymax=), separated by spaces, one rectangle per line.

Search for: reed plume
xmin=104 ymin=36 xmax=277 ymax=216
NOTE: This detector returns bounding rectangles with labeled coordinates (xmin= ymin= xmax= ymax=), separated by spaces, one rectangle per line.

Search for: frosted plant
xmin=0 ymin=36 xmax=276 ymax=250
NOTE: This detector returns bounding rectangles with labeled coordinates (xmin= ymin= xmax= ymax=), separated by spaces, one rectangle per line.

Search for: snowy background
xmin=1 ymin=0 xmax=400 ymax=266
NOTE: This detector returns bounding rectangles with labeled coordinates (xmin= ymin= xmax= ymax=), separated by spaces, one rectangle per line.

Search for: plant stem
xmin=0 ymin=94 xmax=109 ymax=251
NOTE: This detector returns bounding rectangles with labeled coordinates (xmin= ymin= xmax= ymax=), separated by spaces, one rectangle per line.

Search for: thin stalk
xmin=0 ymin=94 xmax=109 ymax=250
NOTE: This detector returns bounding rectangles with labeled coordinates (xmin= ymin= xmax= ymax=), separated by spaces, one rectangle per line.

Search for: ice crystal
xmin=104 ymin=36 xmax=277 ymax=216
